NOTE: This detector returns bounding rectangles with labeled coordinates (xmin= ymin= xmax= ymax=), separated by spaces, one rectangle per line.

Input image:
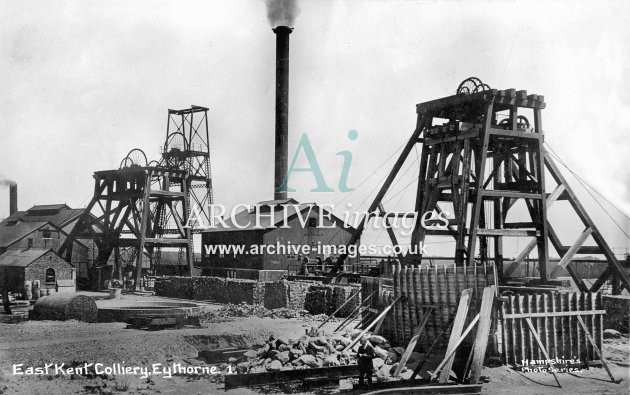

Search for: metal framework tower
xmin=162 ymin=105 xmax=214 ymax=223
xmin=327 ymin=80 xmax=629 ymax=294
xmin=59 ymin=105 xmax=213 ymax=290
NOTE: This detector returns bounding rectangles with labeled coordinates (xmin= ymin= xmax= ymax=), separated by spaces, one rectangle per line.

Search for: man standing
xmin=357 ymin=335 xmax=375 ymax=388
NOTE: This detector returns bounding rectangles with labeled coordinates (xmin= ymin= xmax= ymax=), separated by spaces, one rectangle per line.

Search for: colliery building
xmin=0 ymin=248 xmax=76 ymax=294
xmin=201 ymin=199 xmax=358 ymax=274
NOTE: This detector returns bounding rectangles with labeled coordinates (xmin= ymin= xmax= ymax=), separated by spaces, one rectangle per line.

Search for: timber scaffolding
xmin=362 ymin=268 xmax=611 ymax=373
xmin=59 ymin=105 xmax=214 ymax=290
xmin=327 ymin=81 xmax=630 ymax=295
xmin=314 ymin=81 xmax=626 ymax=386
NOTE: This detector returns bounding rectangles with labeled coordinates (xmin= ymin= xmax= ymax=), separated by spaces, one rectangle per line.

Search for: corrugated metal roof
xmin=0 ymin=221 xmax=48 ymax=248
xmin=3 ymin=205 xmax=83 ymax=228
xmin=0 ymin=248 xmax=53 ymax=268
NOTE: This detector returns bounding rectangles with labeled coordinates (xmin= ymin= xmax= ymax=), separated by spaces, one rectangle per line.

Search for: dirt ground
xmin=0 ymin=301 xmax=628 ymax=395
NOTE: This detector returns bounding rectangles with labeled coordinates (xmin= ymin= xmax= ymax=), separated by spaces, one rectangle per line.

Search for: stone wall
xmin=603 ymin=294 xmax=630 ymax=333
xmin=154 ymin=276 xmax=360 ymax=317
xmin=24 ymin=251 xmax=74 ymax=290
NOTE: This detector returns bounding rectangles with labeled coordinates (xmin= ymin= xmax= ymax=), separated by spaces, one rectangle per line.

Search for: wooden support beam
xmin=524 ymin=318 xmax=562 ymax=388
xmin=411 ymin=316 xmax=455 ymax=380
xmin=393 ymin=307 xmax=434 ymax=377
xmin=469 ymin=286 xmax=496 ymax=384
xmin=438 ymin=289 xmax=473 ymax=383
xmin=135 ymin=173 xmax=152 ymax=290
xmin=576 ymin=316 xmax=617 ymax=383
xmin=550 ymin=228 xmax=593 ymax=278
xmin=342 ymin=296 xmax=401 ymax=353
xmin=503 ymin=310 xmax=606 ymax=319
xmin=467 ymin=102 xmax=494 ymax=268
xmin=476 ymin=229 xmax=538 ymax=237
xmin=316 ymin=290 xmax=361 ymax=330
xmin=545 ymin=153 xmax=630 ymax=293
xmin=326 ymin=116 xmax=428 ymax=282
xmin=430 ymin=315 xmax=480 ymax=381
xmin=333 ymin=291 xmax=377 ymax=333
xmin=489 ymin=128 xmax=542 ymax=139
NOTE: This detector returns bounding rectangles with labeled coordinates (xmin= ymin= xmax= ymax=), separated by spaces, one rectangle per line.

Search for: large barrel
xmin=31 ymin=294 xmax=97 ymax=322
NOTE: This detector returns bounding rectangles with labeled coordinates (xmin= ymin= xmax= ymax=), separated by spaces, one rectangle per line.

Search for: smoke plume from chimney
xmin=265 ymin=0 xmax=300 ymax=27
xmin=0 ymin=178 xmax=16 ymax=187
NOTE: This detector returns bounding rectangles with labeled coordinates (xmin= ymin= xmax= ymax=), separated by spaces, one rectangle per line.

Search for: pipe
xmin=273 ymin=26 xmax=293 ymax=200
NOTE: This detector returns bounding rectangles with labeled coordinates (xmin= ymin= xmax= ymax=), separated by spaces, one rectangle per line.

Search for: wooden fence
xmin=499 ymin=291 xmax=604 ymax=366
xmin=362 ymin=263 xmax=496 ymax=349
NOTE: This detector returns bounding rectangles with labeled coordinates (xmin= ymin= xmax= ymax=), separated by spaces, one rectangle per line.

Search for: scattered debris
xmin=200 ymin=303 xmax=317 ymax=321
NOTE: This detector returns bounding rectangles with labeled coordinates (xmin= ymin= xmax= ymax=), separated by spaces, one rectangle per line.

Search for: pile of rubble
xmin=233 ymin=329 xmax=420 ymax=380
xmin=200 ymin=303 xmax=332 ymax=322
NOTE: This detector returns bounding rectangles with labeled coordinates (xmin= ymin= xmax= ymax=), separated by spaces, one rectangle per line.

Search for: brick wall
xmin=24 ymin=251 xmax=74 ymax=290
xmin=154 ymin=276 xmax=360 ymax=316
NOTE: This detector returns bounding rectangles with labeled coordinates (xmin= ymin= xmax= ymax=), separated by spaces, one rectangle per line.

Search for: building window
xmin=45 ymin=268 xmax=56 ymax=284
xmin=42 ymin=229 xmax=52 ymax=239
xmin=28 ymin=238 xmax=33 ymax=248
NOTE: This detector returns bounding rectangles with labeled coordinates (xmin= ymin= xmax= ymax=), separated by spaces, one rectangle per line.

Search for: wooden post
xmin=393 ymin=307 xmax=434 ymax=377
xmin=135 ymin=172 xmax=152 ymax=290
xmin=317 ymin=290 xmax=361 ymax=330
xmin=430 ymin=315 xmax=480 ymax=381
xmin=525 ymin=318 xmax=562 ymax=388
xmin=439 ymin=288 xmax=473 ymax=383
xmin=469 ymin=285 xmax=496 ymax=384
xmin=342 ymin=296 xmax=401 ymax=353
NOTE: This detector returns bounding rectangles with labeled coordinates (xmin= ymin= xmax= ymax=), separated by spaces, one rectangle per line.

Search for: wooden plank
xmin=576 ymin=315 xmax=617 ymax=382
xmin=526 ymin=294 xmax=536 ymax=360
xmin=564 ymin=293 xmax=572 ymax=363
xmin=392 ymin=263 xmax=403 ymax=342
xmin=393 ymin=307 xmax=434 ymax=377
xmin=430 ymin=314 xmax=480 ymax=381
xmin=316 ymin=290 xmax=361 ymax=329
xmin=573 ymin=293 xmax=581 ymax=363
xmin=555 ymin=293 xmax=564 ymax=360
xmin=403 ymin=266 xmax=412 ymax=341
xmin=502 ymin=310 xmax=606 ymax=319
xmin=551 ymin=228 xmax=593 ymax=277
xmin=548 ymin=294 xmax=557 ymax=359
xmin=500 ymin=296 xmax=508 ymax=364
xmin=438 ymin=288 xmax=473 ymax=383
xmin=466 ymin=101 xmax=494 ymax=268
xmin=518 ymin=295 xmax=527 ymax=363
xmin=535 ymin=294 xmax=544 ymax=361
xmin=469 ymin=285 xmax=496 ymax=384
xmin=510 ymin=295 xmax=518 ymax=365
xmin=413 ymin=265 xmax=425 ymax=348
xmin=488 ymin=128 xmax=542 ymax=139
xmin=342 ymin=296 xmax=402 ymax=353
xmin=333 ymin=291 xmax=376 ymax=332
xmin=545 ymin=153 xmax=630 ymax=292
xmin=407 ymin=266 xmax=418 ymax=338
xmin=525 ymin=318 xmax=562 ymax=388
xmin=476 ymin=228 xmax=539 ymax=237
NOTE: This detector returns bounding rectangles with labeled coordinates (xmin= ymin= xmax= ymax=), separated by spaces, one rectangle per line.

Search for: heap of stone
xmin=234 ymin=329 xmax=420 ymax=379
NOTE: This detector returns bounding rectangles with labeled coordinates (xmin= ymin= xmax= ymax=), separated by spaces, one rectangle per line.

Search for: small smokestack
xmin=10 ymin=184 xmax=17 ymax=215
xmin=273 ymin=26 xmax=293 ymax=200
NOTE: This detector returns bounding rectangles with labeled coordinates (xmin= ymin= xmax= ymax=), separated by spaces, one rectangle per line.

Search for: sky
xmin=1 ymin=0 xmax=629 ymax=259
